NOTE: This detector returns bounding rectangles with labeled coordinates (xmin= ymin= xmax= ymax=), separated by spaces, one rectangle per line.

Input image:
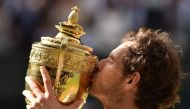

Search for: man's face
xmin=89 ymin=41 xmax=135 ymax=99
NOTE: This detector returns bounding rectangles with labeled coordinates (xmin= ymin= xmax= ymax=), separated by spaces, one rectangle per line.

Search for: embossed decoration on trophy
xmin=25 ymin=6 xmax=98 ymax=107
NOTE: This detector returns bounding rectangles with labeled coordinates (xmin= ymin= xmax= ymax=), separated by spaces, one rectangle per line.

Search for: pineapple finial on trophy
xmin=68 ymin=6 xmax=80 ymax=24
xmin=55 ymin=6 xmax=85 ymax=39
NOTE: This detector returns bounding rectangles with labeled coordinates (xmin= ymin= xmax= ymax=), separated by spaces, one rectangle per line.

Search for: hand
xmin=23 ymin=66 xmax=84 ymax=109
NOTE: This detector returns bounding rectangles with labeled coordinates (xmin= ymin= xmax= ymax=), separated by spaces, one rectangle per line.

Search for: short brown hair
xmin=122 ymin=27 xmax=183 ymax=109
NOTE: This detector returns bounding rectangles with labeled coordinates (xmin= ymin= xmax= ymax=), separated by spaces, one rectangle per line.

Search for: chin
xmin=88 ymin=83 xmax=97 ymax=96
xmin=88 ymin=84 xmax=102 ymax=99
xmin=88 ymin=72 xmax=99 ymax=96
xmin=88 ymin=89 xmax=98 ymax=99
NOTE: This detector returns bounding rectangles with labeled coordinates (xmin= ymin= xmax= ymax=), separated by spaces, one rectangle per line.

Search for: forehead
xmin=111 ymin=41 xmax=136 ymax=57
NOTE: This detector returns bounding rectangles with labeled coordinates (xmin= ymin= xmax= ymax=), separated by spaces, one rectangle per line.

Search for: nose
xmin=96 ymin=58 xmax=107 ymax=71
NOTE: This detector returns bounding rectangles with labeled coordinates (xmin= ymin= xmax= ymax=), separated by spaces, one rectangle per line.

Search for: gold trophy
xmin=25 ymin=6 xmax=97 ymax=107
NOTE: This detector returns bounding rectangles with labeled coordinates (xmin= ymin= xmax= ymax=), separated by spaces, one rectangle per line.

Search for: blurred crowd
xmin=0 ymin=0 xmax=189 ymax=109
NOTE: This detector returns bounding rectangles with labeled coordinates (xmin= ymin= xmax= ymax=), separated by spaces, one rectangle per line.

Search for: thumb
xmin=71 ymin=99 xmax=85 ymax=108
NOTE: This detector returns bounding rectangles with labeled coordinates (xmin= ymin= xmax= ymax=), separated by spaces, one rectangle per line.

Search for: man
xmin=23 ymin=27 xmax=183 ymax=109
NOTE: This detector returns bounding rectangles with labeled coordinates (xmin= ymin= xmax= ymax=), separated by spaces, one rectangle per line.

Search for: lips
xmin=89 ymin=65 xmax=99 ymax=85
xmin=92 ymin=64 xmax=99 ymax=77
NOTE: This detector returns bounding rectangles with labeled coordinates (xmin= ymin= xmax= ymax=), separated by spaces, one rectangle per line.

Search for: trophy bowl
xmin=25 ymin=6 xmax=98 ymax=106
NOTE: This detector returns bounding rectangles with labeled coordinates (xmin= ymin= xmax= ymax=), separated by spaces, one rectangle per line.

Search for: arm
xmin=23 ymin=66 xmax=83 ymax=109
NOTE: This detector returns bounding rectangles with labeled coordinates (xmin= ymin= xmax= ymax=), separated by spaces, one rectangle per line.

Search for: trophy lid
xmin=38 ymin=6 xmax=93 ymax=54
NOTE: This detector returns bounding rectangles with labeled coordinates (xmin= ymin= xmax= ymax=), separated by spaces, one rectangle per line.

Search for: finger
xmin=40 ymin=66 xmax=54 ymax=94
xmin=26 ymin=105 xmax=30 ymax=109
xmin=22 ymin=90 xmax=36 ymax=104
xmin=71 ymin=99 xmax=84 ymax=108
xmin=35 ymin=81 xmax=45 ymax=93
xmin=25 ymin=76 xmax=43 ymax=97
xmin=26 ymin=105 xmax=34 ymax=109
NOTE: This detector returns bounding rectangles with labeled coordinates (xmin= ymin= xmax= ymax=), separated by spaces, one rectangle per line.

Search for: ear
xmin=125 ymin=72 xmax=141 ymax=89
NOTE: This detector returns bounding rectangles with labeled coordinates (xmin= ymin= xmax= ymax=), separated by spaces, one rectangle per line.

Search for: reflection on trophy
xmin=25 ymin=6 xmax=98 ymax=107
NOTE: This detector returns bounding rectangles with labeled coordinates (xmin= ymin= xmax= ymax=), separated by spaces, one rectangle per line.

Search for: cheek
xmin=91 ymin=70 xmax=110 ymax=91
xmin=97 ymin=68 xmax=110 ymax=81
xmin=95 ymin=69 xmax=115 ymax=89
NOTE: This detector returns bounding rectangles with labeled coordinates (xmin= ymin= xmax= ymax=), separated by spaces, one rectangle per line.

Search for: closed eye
xmin=108 ymin=55 xmax=114 ymax=63
xmin=108 ymin=58 xmax=113 ymax=63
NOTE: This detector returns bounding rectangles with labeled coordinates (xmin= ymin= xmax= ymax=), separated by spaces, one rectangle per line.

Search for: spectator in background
xmin=0 ymin=0 xmax=15 ymax=54
xmin=3 ymin=0 xmax=48 ymax=50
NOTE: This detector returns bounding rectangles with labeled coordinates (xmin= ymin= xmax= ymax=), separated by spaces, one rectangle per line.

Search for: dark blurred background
xmin=0 ymin=0 xmax=189 ymax=109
